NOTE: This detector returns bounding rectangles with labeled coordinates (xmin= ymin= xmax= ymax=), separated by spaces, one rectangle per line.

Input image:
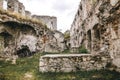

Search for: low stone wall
xmin=39 ymin=54 xmax=111 ymax=72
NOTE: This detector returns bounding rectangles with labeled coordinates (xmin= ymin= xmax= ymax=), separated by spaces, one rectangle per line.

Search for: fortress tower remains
xmin=0 ymin=0 xmax=57 ymax=31
xmin=18 ymin=2 xmax=25 ymax=15
xmin=25 ymin=10 xmax=31 ymax=18
xmin=0 ymin=0 xmax=7 ymax=10
xmin=32 ymin=15 xmax=57 ymax=31
xmin=0 ymin=0 xmax=25 ymax=15
xmin=7 ymin=0 xmax=19 ymax=13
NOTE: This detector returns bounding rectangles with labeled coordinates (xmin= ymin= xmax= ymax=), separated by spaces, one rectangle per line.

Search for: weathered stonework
xmin=0 ymin=0 xmax=25 ymax=15
xmin=0 ymin=0 xmax=4 ymax=9
xmin=0 ymin=0 xmax=57 ymax=31
xmin=0 ymin=8 xmax=56 ymax=59
xmin=70 ymin=0 xmax=120 ymax=71
xmin=40 ymin=30 xmax=66 ymax=53
xmin=0 ymin=22 xmax=37 ymax=57
xmin=64 ymin=30 xmax=71 ymax=49
xmin=8 ymin=0 xmax=26 ymax=15
xmin=53 ymin=31 xmax=66 ymax=51
xmin=0 ymin=5 xmax=65 ymax=59
xmin=0 ymin=0 xmax=7 ymax=10
xmin=0 ymin=0 xmax=62 ymax=57
xmin=39 ymin=54 xmax=111 ymax=72
xmin=32 ymin=15 xmax=57 ymax=31
xmin=18 ymin=2 xmax=25 ymax=16
xmin=7 ymin=0 xmax=19 ymax=13
xmin=25 ymin=11 xmax=31 ymax=18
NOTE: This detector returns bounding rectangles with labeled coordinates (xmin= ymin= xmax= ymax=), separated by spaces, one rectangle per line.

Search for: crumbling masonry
xmin=0 ymin=0 xmax=66 ymax=59
xmin=0 ymin=0 xmax=57 ymax=31
xmin=39 ymin=0 xmax=120 ymax=72
xmin=70 ymin=0 xmax=120 ymax=71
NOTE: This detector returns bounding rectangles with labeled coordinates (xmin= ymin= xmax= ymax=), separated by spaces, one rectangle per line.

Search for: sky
xmin=19 ymin=0 xmax=80 ymax=32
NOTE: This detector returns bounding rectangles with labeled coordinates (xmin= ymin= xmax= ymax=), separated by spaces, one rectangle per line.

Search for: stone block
xmin=112 ymin=58 xmax=120 ymax=68
xmin=61 ymin=68 xmax=75 ymax=72
xmin=39 ymin=54 xmax=108 ymax=72
xmin=7 ymin=0 xmax=19 ymax=13
xmin=39 ymin=67 xmax=48 ymax=73
xmin=110 ymin=0 xmax=119 ymax=6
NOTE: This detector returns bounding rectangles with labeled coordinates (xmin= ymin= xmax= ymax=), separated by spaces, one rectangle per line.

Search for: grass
xmin=0 ymin=52 xmax=120 ymax=80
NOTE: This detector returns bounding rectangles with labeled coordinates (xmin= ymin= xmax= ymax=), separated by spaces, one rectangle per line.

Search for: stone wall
xmin=7 ymin=0 xmax=19 ymax=13
xmin=70 ymin=0 xmax=120 ymax=69
xmin=18 ymin=2 xmax=25 ymax=15
xmin=0 ymin=0 xmax=25 ymax=15
xmin=40 ymin=30 xmax=66 ymax=53
xmin=64 ymin=30 xmax=71 ymax=49
xmin=0 ymin=9 xmax=65 ymax=58
xmin=0 ymin=22 xmax=38 ymax=58
xmin=0 ymin=0 xmax=3 ymax=9
xmin=39 ymin=54 xmax=111 ymax=72
xmin=0 ymin=0 xmax=58 ymax=31
xmin=25 ymin=11 xmax=31 ymax=18
xmin=32 ymin=15 xmax=57 ymax=31
xmin=0 ymin=0 xmax=7 ymax=10
xmin=53 ymin=31 xmax=66 ymax=51
xmin=0 ymin=8 xmax=46 ymax=58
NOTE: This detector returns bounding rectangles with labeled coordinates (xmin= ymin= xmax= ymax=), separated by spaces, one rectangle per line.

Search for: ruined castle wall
xmin=40 ymin=30 xmax=66 ymax=53
xmin=0 ymin=1 xmax=63 ymax=57
xmin=0 ymin=0 xmax=3 ymax=9
xmin=32 ymin=15 xmax=57 ymax=31
xmin=0 ymin=22 xmax=39 ymax=58
xmin=0 ymin=0 xmax=25 ymax=15
xmin=39 ymin=54 xmax=111 ymax=72
xmin=25 ymin=11 xmax=31 ymax=18
xmin=7 ymin=0 xmax=19 ymax=13
xmin=18 ymin=2 xmax=25 ymax=16
xmin=70 ymin=0 xmax=120 ymax=53
xmin=0 ymin=0 xmax=7 ymax=10
xmin=70 ymin=0 xmax=120 ymax=69
xmin=0 ymin=0 xmax=64 ymax=58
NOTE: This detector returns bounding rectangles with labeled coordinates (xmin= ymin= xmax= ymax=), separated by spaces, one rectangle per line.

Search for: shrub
xmin=64 ymin=34 xmax=70 ymax=40
xmin=62 ymin=49 xmax=70 ymax=54
xmin=64 ymin=30 xmax=70 ymax=40
xmin=79 ymin=45 xmax=88 ymax=53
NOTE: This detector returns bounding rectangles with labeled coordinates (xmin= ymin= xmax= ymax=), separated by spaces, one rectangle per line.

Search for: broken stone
xmin=112 ymin=58 xmax=120 ymax=68
xmin=110 ymin=0 xmax=119 ymax=6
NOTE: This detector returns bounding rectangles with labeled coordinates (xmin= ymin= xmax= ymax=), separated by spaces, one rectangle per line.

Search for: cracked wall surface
xmin=39 ymin=54 xmax=111 ymax=72
xmin=70 ymin=0 xmax=120 ymax=71
xmin=0 ymin=6 xmax=66 ymax=59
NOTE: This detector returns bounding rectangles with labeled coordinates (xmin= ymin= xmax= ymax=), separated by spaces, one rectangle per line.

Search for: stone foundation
xmin=39 ymin=54 xmax=111 ymax=72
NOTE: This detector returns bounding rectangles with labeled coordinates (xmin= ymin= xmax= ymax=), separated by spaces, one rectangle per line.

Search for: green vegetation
xmin=42 ymin=52 xmax=59 ymax=55
xmin=62 ymin=49 xmax=70 ymax=54
xmin=64 ymin=33 xmax=70 ymax=40
xmin=92 ymin=0 xmax=97 ymax=5
xmin=79 ymin=45 xmax=88 ymax=53
xmin=0 ymin=53 xmax=120 ymax=80
xmin=64 ymin=30 xmax=70 ymax=40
